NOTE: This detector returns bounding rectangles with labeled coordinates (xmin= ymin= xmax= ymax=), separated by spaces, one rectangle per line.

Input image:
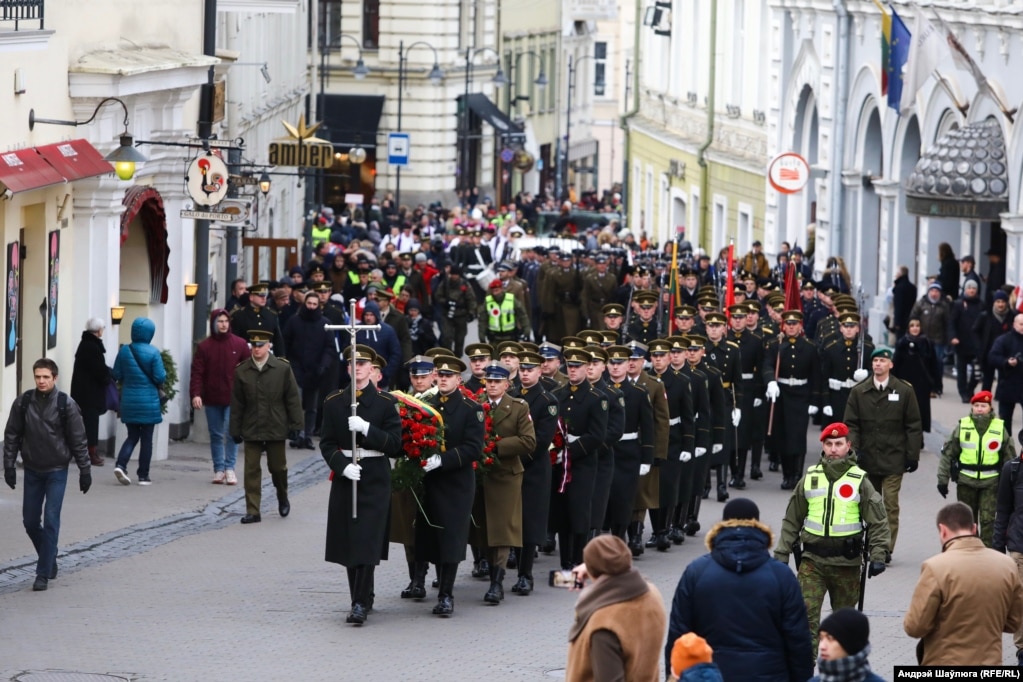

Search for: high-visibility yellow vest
xmin=311 ymin=224 xmax=331 ymax=245
xmin=388 ymin=274 xmax=407 ymax=296
xmin=803 ymin=463 xmax=865 ymax=537
xmin=958 ymin=416 xmax=1004 ymax=479
xmin=485 ymin=294 xmax=516 ymax=333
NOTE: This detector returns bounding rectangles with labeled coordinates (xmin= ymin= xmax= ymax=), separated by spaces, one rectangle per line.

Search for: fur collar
xmin=705 ymin=518 xmax=775 ymax=551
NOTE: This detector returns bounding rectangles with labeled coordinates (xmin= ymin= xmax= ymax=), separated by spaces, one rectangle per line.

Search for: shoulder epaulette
xmin=324 ymin=390 xmax=345 ymax=402
xmin=725 ymin=340 xmax=740 ymax=349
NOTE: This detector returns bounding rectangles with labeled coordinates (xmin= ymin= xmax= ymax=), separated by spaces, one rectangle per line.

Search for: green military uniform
xmin=541 ymin=258 xmax=583 ymax=341
xmin=582 ymin=265 xmax=618 ymax=330
xmin=478 ymin=289 xmax=529 ymax=346
xmin=938 ymin=412 xmax=1015 ymax=547
xmin=774 ymin=450 xmax=890 ymax=654
xmin=433 ymin=274 xmax=475 ymax=358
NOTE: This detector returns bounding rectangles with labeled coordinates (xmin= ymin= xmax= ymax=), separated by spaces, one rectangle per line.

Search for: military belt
xmin=741 ymin=373 xmax=754 ymax=380
xmin=802 ymin=541 xmax=853 ymax=558
xmin=777 ymin=377 xmax=808 ymax=386
xmin=668 ymin=417 xmax=681 ymax=426
xmin=619 ymin=432 xmax=638 ymax=441
xmin=342 ymin=449 xmax=386 ymax=459
xmin=828 ymin=378 xmax=857 ymax=390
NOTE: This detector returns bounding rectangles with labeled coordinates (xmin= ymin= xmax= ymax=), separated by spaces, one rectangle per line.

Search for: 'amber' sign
xmin=268 ymin=115 xmax=335 ymax=169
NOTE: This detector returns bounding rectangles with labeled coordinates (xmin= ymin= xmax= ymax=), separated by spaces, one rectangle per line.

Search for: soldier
xmin=585 ymin=345 xmax=625 ymax=538
xmin=464 ymin=343 xmax=493 ymax=394
xmin=728 ymin=303 xmax=769 ymax=484
xmin=509 ymin=351 xmax=559 ymax=595
xmin=583 ymin=254 xmax=619 ymax=329
xmin=605 ymin=345 xmax=655 ymax=540
xmin=937 ymin=390 xmax=1015 ymax=547
xmin=774 ymin=422 xmax=891 ymax=653
xmin=433 ymin=265 xmax=474 ymax=358
xmin=539 ymin=342 xmax=568 ymax=391
xmin=313 ymin=281 xmax=345 ymax=326
xmin=229 ymin=329 xmax=303 ymax=525
xmin=768 ymin=311 xmax=822 ymax=490
xmin=542 ymin=252 xmax=583 ymax=341
xmin=495 ymin=341 xmax=524 ymax=388
xmin=602 ymin=303 xmax=626 ymax=344
xmin=497 ymin=261 xmax=532 ymax=337
xmin=625 ymin=290 xmax=661 ymax=345
xmin=704 ymin=312 xmax=744 ymax=493
xmin=319 ymin=345 xmax=403 ymax=625
xmin=479 ymin=279 xmax=529 ymax=346
xmin=672 ymin=305 xmax=698 ymax=337
xmin=668 ymin=336 xmax=710 ymax=539
xmin=820 ymin=312 xmax=873 ymax=422
xmin=230 ymin=282 xmax=286 ymax=357
xmin=416 ymin=355 xmax=486 ymax=617
xmin=551 ymin=348 xmax=609 ymax=569
xmin=687 ymin=334 xmax=728 ymax=509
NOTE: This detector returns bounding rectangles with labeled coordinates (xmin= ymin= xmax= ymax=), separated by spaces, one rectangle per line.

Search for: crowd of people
xmin=10 ymin=191 xmax=1023 ymax=677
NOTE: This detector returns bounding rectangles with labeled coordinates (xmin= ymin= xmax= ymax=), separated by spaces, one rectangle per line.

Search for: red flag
xmin=784 ymin=262 xmax=802 ymax=312
xmin=725 ymin=242 xmax=735 ymax=320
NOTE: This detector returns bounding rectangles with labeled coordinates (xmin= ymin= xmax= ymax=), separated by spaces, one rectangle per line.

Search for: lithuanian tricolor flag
xmin=874 ymin=0 xmax=891 ymax=95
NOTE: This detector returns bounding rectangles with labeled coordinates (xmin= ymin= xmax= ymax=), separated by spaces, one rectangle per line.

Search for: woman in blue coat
xmin=111 ymin=317 xmax=166 ymax=485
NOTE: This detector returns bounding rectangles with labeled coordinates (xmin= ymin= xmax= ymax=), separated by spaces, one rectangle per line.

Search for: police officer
xmin=479 ymin=279 xmax=529 ymax=346
xmin=509 ymin=350 xmax=559 ymax=595
xmin=551 ymin=348 xmax=608 ymax=569
xmin=774 ymin=422 xmax=890 ymax=653
xmin=820 ymin=312 xmax=873 ymax=422
xmin=585 ymin=345 xmax=625 ymax=538
xmin=319 ymin=345 xmax=403 ymax=625
xmin=625 ymin=290 xmax=661 ymax=345
xmin=230 ymin=282 xmax=286 ymax=357
xmin=583 ymin=254 xmax=618 ymax=329
xmin=416 ymin=355 xmax=485 ymax=617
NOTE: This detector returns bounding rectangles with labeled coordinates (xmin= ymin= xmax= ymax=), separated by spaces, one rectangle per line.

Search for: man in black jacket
xmin=949 ymin=281 xmax=984 ymax=402
xmin=4 ymin=358 xmax=90 ymax=592
xmin=975 ymin=291 xmax=1013 ymax=392
xmin=990 ymin=313 xmax=1023 ymax=435
xmin=891 ymin=266 xmax=918 ymax=340
xmin=992 ymin=431 xmax=1023 ymax=664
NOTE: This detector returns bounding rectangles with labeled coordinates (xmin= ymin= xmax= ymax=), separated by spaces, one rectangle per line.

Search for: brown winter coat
xmin=474 ymin=395 xmax=535 ymax=548
xmin=904 ymin=535 xmax=1023 ymax=665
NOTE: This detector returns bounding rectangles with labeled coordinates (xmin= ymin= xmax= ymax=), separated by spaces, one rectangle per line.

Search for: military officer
xmin=728 ymin=303 xmax=769 ymax=483
xmin=600 ymin=330 xmax=619 ymax=347
xmin=473 ymin=362 xmax=536 ymax=604
xmin=319 ymin=345 xmax=403 ymax=625
xmin=416 ymin=355 xmax=485 ymax=617
xmin=464 ymin=343 xmax=492 ymax=394
xmin=688 ymin=333 xmax=729 ymax=505
xmin=602 ymin=303 xmax=627 ymax=344
xmin=583 ymin=254 xmax=619 ymax=329
xmin=230 ymin=282 xmax=286 ymax=357
xmin=774 ymin=422 xmax=891 ymax=653
xmin=495 ymin=341 xmax=524 ymax=388
xmin=497 ymin=261 xmax=532 ymax=335
xmin=704 ymin=312 xmax=744 ymax=493
xmin=586 ymin=345 xmax=625 ymax=537
xmin=671 ymin=336 xmax=712 ymax=537
xmin=551 ymin=348 xmax=608 ymax=569
xmin=539 ymin=342 xmax=568 ymax=391
xmin=820 ymin=312 xmax=873 ymax=421
xmin=541 ymin=252 xmax=583 ymax=341
xmin=509 ymin=351 xmax=559 ymax=595
xmin=625 ymin=290 xmax=661 ymax=344
xmin=671 ymin=305 xmax=698 ymax=337
xmin=604 ymin=345 xmax=655 ymax=540
xmin=479 ymin=279 xmax=529 ymax=346
xmin=433 ymin=265 xmax=475 ymax=358
xmin=768 ymin=310 xmax=823 ymax=490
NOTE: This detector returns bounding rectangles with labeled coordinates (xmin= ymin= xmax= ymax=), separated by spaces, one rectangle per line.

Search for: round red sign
xmin=768 ymin=152 xmax=810 ymax=195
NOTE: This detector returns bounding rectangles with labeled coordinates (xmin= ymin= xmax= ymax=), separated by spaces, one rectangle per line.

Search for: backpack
xmin=20 ymin=390 xmax=69 ymax=432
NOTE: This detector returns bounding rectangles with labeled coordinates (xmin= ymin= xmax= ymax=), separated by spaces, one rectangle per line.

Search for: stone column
xmin=1001 ymin=213 xmax=1023 ymax=289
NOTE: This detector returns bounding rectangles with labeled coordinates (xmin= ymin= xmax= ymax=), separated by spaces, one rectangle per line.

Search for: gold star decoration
xmin=281 ymin=114 xmax=323 ymax=140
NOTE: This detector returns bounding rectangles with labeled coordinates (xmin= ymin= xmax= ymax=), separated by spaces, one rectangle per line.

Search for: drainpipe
xmin=697 ymin=0 xmax=718 ymax=247
xmin=831 ymin=0 xmax=850 ymax=268
xmin=619 ymin=0 xmax=642 ymax=221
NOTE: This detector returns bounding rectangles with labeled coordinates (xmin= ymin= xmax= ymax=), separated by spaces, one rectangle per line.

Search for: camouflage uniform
xmin=774 ymin=453 xmax=890 ymax=654
xmin=938 ymin=413 xmax=1015 ymax=547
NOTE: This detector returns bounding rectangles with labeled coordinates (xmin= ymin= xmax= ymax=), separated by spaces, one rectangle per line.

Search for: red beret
xmin=488 ymin=279 xmax=504 ymax=289
xmin=820 ymin=422 xmax=850 ymax=442
xmin=971 ymin=391 xmax=993 ymax=404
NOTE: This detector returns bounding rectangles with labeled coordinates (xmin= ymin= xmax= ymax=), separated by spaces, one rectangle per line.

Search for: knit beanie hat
xmin=582 ymin=535 xmax=631 ymax=578
xmin=819 ymin=608 xmax=870 ymax=656
xmin=670 ymin=633 xmax=714 ymax=677
xmin=722 ymin=497 xmax=759 ymax=521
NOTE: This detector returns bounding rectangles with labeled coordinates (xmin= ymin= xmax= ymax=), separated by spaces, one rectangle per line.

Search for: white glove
xmin=731 ymin=408 xmax=741 ymax=427
xmin=712 ymin=444 xmax=723 ymax=454
xmin=766 ymin=381 xmax=780 ymax=402
xmin=348 ymin=416 xmax=370 ymax=435
xmin=554 ymin=451 xmax=564 ymax=465
xmin=753 ymin=398 xmax=763 ymax=407
xmin=341 ymin=463 xmax=362 ymax=481
xmin=330 ymin=293 xmax=344 ymax=304
xmin=422 ymin=454 xmax=442 ymax=472
xmin=808 ymin=406 xmax=819 ymax=416
xmin=853 ymin=369 xmax=869 ymax=382
xmin=695 ymin=447 xmax=707 ymax=457
xmin=823 ymin=406 xmax=834 ymax=417
xmin=639 ymin=463 xmax=651 ymax=476
xmin=680 ymin=451 xmax=693 ymax=462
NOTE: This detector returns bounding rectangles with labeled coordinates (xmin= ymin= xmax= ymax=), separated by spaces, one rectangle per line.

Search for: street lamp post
xmin=508 ymin=51 xmax=548 ymax=111
xmin=317 ymin=33 xmax=369 ymax=211
xmin=459 ymin=47 xmax=506 ymax=195
xmin=561 ymin=53 xmax=601 ymax=202
xmin=396 ymin=40 xmax=444 ymax=208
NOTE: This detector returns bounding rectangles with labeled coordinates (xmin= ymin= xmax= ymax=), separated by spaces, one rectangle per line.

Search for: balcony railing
xmin=1 ymin=0 xmax=43 ymax=30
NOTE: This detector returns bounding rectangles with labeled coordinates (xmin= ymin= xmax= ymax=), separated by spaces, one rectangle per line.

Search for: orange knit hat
xmin=670 ymin=633 xmax=714 ymax=677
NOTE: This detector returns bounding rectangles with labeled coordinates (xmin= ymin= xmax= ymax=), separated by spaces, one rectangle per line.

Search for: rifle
xmin=857 ymin=531 xmax=869 ymax=611
xmin=856 ymin=282 xmax=866 ymax=368
xmin=766 ymin=332 xmax=783 ymax=436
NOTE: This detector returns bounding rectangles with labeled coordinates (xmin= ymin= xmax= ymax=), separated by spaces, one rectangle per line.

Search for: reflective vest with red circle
xmin=485 ymin=294 xmax=516 ymax=333
xmin=802 ymin=464 xmax=865 ymax=537
xmin=958 ymin=416 xmax=1004 ymax=479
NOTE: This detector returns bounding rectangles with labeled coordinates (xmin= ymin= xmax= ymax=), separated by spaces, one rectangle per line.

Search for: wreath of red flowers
xmin=390 ymin=392 xmax=445 ymax=493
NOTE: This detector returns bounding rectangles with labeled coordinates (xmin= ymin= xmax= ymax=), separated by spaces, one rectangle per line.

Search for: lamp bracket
xmin=29 ymin=97 xmax=131 ymax=133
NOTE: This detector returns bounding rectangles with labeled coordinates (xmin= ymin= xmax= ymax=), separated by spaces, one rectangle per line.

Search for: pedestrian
xmin=890 ymin=266 xmax=917 ymax=340
xmin=844 ymin=347 xmax=922 ymax=562
xmin=774 ymin=422 xmax=890 ymax=654
xmin=3 ymin=358 xmax=90 ymax=592
xmin=666 ymin=498 xmax=814 ymax=682
xmin=319 ymin=345 xmax=403 ymax=625
xmin=406 ymin=299 xmax=437 ymax=356
xmin=70 ymin=316 xmax=111 ymax=467
xmin=909 ymin=283 xmax=951 ymax=395
xmin=352 ymin=301 xmax=401 ymax=388
xmin=190 ymin=309 xmax=251 ymax=484
xmin=949 ymin=279 xmax=983 ymax=402
xmin=974 ymin=290 xmax=1013 ymax=392
xmin=937 ymin=390 xmax=1014 ymax=547
xmin=988 ymin=312 xmax=1023 ymax=435
xmin=904 ymin=502 xmax=1023 ymax=665
xmin=666 ymin=634 xmax=724 ymax=682
xmin=566 ymin=535 xmax=667 ymax=682
xmin=111 ymin=317 xmax=166 ymax=486
xmin=993 ymin=429 xmax=1023 ymax=665
xmin=892 ymin=318 xmax=938 ymax=431
xmin=809 ymin=609 xmax=885 ymax=682
xmin=229 ymin=329 xmax=303 ymax=524
xmin=936 ymin=242 xmax=959 ymax=303
xmin=283 ymin=291 xmax=336 ymax=449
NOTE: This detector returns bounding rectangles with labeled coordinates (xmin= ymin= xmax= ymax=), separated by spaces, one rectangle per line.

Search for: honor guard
xmin=689 ymin=334 xmax=729 ymax=503
xmin=727 ymin=303 xmax=773 ymax=483
xmin=820 ymin=312 xmax=873 ymax=421
xmin=582 ymin=254 xmax=619 ymax=329
xmin=703 ymin=312 xmax=745 ymax=491
xmin=551 ymin=348 xmax=609 ymax=569
xmin=585 ymin=345 xmax=625 ymax=537
xmin=602 ymin=303 xmax=627 ymax=343
xmin=538 ymin=342 xmax=568 ymax=391
xmin=464 ymin=343 xmax=493 ymax=394
xmin=671 ymin=305 xmax=698 ymax=337
xmin=671 ymin=336 xmax=713 ymax=538
xmin=230 ymin=282 xmax=286 ymax=357
xmin=625 ymin=290 xmax=661 ymax=344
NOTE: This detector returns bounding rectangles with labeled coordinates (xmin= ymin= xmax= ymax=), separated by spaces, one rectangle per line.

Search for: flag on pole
xmin=724 ymin=242 xmax=735 ymax=321
xmin=666 ymin=232 xmax=680 ymax=328
xmin=899 ymin=7 xmax=943 ymax=115
xmin=931 ymin=10 xmax=990 ymax=95
xmin=783 ymin=262 xmax=802 ymax=313
xmin=887 ymin=6 xmax=911 ymax=113
xmin=871 ymin=0 xmax=891 ymax=95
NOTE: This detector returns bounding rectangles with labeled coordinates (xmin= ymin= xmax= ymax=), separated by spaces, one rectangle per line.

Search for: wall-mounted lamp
xmin=29 ymin=97 xmax=147 ymax=181
xmin=111 ymin=306 xmax=126 ymax=325
xmin=258 ymin=171 xmax=271 ymax=196
xmin=184 ymin=283 xmax=199 ymax=301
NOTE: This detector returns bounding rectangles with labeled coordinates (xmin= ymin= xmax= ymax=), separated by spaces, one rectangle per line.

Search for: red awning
xmin=0 ymin=148 xmax=65 ymax=194
xmin=36 ymin=139 xmax=114 ymax=182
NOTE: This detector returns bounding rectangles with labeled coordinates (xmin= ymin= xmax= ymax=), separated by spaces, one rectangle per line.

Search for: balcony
xmin=0 ymin=0 xmax=43 ymax=30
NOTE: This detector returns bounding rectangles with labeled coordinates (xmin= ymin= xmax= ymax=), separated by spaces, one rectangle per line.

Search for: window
xmin=320 ymin=0 xmax=341 ymax=49
xmin=738 ymin=206 xmax=752 ymax=252
xmin=713 ymin=198 xmax=726 ymax=255
xmin=731 ymin=0 xmax=745 ymax=106
xmin=363 ymin=0 xmax=380 ymax=50
xmin=594 ymin=42 xmax=607 ymax=97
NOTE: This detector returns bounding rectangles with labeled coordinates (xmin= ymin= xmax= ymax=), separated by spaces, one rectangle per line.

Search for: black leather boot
xmin=506 ymin=548 xmax=518 ymax=569
xmin=271 ymin=470 xmax=290 ymax=517
xmin=540 ymin=532 xmax=556 ymax=554
xmin=484 ymin=566 xmax=505 ymax=604
xmin=433 ymin=563 xmax=457 ymax=616
xmin=406 ymin=562 xmax=428 ymax=599
xmin=347 ymin=566 xmax=369 ymax=625
xmin=750 ymin=444 xmax=763 ymax=479
xmin=513 ymin=544 xmax=535 ymax=595
xmin=627 ymin=522 xmax=645 ymax=557
xmin=716 ymin=466 xmax=729 ymax=502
